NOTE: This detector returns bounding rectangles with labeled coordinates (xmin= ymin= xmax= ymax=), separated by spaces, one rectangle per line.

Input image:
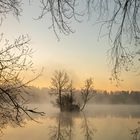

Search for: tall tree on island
xmin=50 ymin=70 xmax=70 ymax=111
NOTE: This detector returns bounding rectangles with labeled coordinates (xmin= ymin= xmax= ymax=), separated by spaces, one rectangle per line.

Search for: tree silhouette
xmin=0 ymin=0 xmax=22 ymax=24
xmin=39 ymin=0 xmax=140 ymax=81
xmin=50 ymin=70 xmax=70 ymax=111
xmin=0 ymin=34 xmax=44 ymax=128
xmin=80 ymin=78 xmax=95 ymax=111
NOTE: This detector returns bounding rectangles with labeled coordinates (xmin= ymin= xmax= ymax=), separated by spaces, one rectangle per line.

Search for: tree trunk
xmin=59 ymin=89 xmax=62 ymax=111
xmin=80 ymin=102 xmax=86 ymax=111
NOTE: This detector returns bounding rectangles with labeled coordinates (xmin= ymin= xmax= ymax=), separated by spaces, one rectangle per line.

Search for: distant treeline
xmin=90 ymin=90 xmax=140 ymax=104
xmin=26 ymin=87 xmax=140 ymax=104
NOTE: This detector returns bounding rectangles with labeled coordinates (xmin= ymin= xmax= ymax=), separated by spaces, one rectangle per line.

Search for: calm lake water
xmin=1 ymin=104 xmax=140 ymax=140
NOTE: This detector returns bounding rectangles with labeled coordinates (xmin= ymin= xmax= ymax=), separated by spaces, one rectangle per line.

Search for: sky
xmin=0 ymin=1 xmax=140 ymax=91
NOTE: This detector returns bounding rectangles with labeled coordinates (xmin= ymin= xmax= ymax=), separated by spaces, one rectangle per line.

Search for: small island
xmin=50 ymin=70 xmax=95 ymax=112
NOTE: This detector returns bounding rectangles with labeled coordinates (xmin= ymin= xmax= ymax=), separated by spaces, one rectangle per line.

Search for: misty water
xmin=1 ymin=104 xmax=140 ymax=140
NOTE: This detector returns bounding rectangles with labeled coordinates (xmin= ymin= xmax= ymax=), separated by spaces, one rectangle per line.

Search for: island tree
xmin=50 ymin=70 xmax=70 ymax=111
xmin=80 ymin=78 xmax=95 ymax=111
xmin=50 ymin=70 xmax=95 ymax=112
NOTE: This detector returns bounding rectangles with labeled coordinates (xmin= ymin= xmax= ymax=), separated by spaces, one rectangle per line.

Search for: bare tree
xmin=80 ymin=78 xmax=95 ymax=111
xmin=0 ymin=34 xmax=44 ymax=128
xmin=94 ymin=0 xmax=140 ymax=83
xmin=38 ymin=0 xmax=84 ymax=40
xmin=0 ymin=0 xmax=22 ymax=24
xmin=39 ymin=0 xmax=140 ymax=82
xmin=50 ymin=70 xmax=70 ymax=111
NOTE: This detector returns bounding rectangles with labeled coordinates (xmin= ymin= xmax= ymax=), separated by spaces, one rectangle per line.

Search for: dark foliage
xmin=56 ymin=94 xmax=80 ymax=112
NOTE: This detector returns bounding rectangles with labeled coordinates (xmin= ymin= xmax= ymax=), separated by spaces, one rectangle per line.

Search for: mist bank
xmin=26 ymin=87 xmax=140 ymax=104
xmin=89 ymin=90 xmax=140 ymax=104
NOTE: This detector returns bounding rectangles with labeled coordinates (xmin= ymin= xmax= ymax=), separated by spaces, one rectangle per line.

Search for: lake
xmin=1 ymin=104 xmax=140 ymax=140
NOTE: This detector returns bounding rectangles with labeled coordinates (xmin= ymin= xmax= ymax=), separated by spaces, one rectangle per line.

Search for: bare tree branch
xmin=0 ymin=34 xmax=45 ymax=132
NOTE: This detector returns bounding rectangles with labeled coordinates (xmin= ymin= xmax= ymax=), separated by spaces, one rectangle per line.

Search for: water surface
xmin=1 ymin=105 xmax=140 ymax=140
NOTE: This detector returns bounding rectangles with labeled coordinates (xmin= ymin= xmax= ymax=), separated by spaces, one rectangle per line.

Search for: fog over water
xmin=1 ymin=104 xmax=140 ymax=140
xmin=30 ymin=103 xmax=140 ymax=118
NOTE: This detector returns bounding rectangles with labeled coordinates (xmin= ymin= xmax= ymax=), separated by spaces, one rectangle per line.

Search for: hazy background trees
xmin=26 ymin=87 xmax=140 ymax=105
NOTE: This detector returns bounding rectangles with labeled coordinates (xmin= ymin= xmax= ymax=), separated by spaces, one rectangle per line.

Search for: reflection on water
xmin=85 ymin=105 xmax=140 ymax=118
xmin=48 ymin=112 xmax=96 ymax=140
xmin=0 ymin=111 xmax=25 ymax=137
xmin=81 ymin=112 xmax=97 ymax=140
xmin=1 ymin=105 xmax=140 ymax=140
xmin=49 ymin=113 xmax=74 ymax=140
